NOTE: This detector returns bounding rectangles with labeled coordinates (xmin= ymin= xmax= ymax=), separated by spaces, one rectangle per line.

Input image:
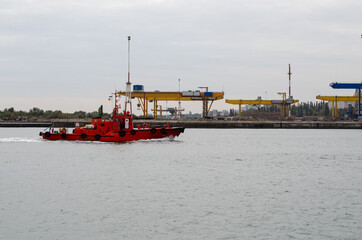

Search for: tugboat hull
xmin=40 ymin=127 xmax=185 ymax=142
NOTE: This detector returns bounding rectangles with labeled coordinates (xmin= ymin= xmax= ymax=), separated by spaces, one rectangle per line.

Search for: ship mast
xmin=125 ymin=36 xmax=132 ymax=114
xmin=112 ymin=89 xmax=119 ymax=118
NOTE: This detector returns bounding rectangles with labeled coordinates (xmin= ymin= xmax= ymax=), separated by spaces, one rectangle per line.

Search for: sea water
xmin=0 ymin=128 xmax=361 ymax=239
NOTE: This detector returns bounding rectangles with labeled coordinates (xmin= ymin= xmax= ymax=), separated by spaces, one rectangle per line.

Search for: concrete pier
xmin=1 ymin=120 xmax=361 ymax=129
xmin=135 ymin=120 xmax=362 ymax=129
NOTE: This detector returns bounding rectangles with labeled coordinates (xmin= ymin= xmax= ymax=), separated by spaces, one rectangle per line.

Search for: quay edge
xmin=136 ymin=120 xmax=362 ymax=129
xmin=1 ymin=120 xmax=362 ymax=129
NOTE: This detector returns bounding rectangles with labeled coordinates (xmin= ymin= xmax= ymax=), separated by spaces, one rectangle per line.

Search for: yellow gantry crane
xmin=198 ymin=87 xmax=210 ymax=118
xmin=277 ymin=92 xmax=287 ymax=117
xmin=316 ymin=95 xmax=361 ymax=120
xmin=226 ymin=93 xmax=299 ymax=119
xmin=119 ymin=89 xmax=224 ymax=119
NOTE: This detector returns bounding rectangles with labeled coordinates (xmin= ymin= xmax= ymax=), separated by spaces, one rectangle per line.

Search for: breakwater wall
xmin=136 ymin=120 xmax=362 ymax=129
xmin=1 ymin=120 xmax=362 ymax=129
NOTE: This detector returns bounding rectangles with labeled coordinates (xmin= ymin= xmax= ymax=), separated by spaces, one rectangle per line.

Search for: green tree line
xmin=1 ymin=101 xmax=355 ymax=120
xmin=0 ymin=106 xmax=110 ymax=120
xmin=290 ymin=101 xmax=330 ymax=117
xmin=246 ymin=101 xmax=357 ymax=119
xmin=238 ymin=101 xmax=331 ymax=117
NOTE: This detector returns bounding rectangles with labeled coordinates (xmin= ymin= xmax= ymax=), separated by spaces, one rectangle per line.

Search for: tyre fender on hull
xmin=130 ymin=129 xmax=136 ymax=135
xmin=94 ymin=134 xmax=101 ymax=141
xmin=161 ymin=128 xmax=167 ymax=135
xmin=119 ymin=130 xmax=126 ymax=137
xmin=44 ymin=132 xmax=51 ymax=138
xmin=81 ymin=133 xmax=87 ymax=139
xmin=61 ymin=133 xmax=67 ymax=139
xmin=150 ymin=128 xmax=156 ymax=134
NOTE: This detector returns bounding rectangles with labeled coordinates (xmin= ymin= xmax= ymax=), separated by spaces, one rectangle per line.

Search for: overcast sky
xmin=1 ymin=0 xmax=361 ymax=114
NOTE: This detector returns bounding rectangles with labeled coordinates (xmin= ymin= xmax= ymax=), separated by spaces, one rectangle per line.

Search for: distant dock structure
xmin=226 ymin=93 xmax=298 ymax=120
xmin=119 ymin=86 xmax=224 ymax=119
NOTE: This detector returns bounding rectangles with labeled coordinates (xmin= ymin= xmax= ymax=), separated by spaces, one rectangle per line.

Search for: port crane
xmin=150 ymin=105 xmax=185 ymax=119
xmin=329 ymin=82 xmax=362 ymax=120
xmin=119 ymin=89 xmax=224 ymax=119
xmin=226 ymin=93 xmax=298 ymax=119
xmin=198 ymin=87 xmax=210 ymax=119
xmin=316 ymin=95 xmax=361 ymax=120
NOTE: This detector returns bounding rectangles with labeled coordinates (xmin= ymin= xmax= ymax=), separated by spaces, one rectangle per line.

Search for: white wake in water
xmin=0 ymin=137 xmax=42 ymax=143
xmin=0 ymin=136 xmax=179 ymax=144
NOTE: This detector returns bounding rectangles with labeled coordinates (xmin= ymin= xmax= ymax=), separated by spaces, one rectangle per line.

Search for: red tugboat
xmin=39 ymin=92 xmax=184 ymax=142
xmin=39 ymin=36 xmax=185 ymax=142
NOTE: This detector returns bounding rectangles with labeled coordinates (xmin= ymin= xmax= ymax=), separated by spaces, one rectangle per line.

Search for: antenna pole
xmin=128 ymin=36 xmax=131 ymax=85
xmin=125 ymin=36 xmax=132 ymax=114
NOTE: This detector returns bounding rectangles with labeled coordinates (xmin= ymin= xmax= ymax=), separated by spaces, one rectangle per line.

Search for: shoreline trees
xmin=0 ymin=106 xmax=110 ymax=120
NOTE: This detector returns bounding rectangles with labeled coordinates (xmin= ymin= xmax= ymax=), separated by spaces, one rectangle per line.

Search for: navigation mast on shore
xmin=288 ymin=64 xmax=292 ymax=116
xmin=125 ymin=36 xmax=132 ymax=114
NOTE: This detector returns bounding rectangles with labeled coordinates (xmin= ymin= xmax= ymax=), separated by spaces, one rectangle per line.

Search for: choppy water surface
xmin=0 ymin=128 xmax=361 ymax=239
